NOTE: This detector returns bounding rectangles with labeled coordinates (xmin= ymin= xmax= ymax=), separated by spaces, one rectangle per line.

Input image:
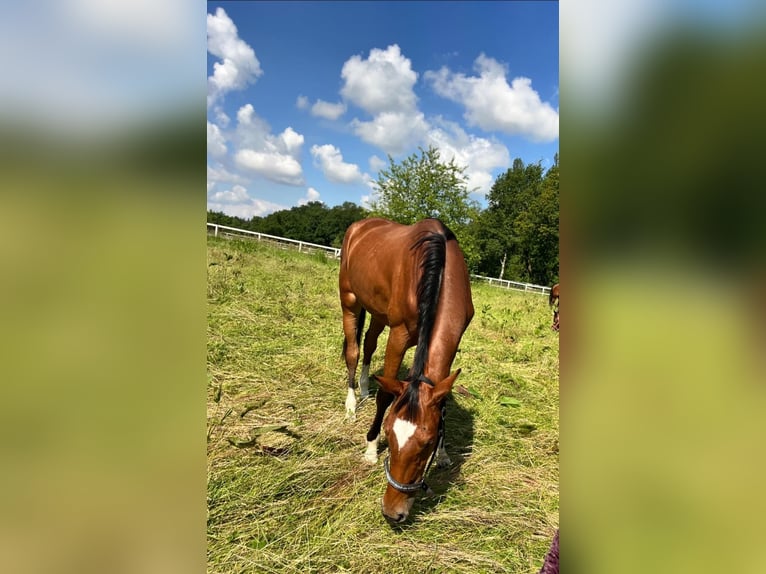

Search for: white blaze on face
xmin=392 ymin=417 xmax=417 ymax=450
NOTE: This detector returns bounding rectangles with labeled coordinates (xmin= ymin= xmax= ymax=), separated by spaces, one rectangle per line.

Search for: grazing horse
xmin=339 ymin=218 xmax=474 ymax=523
xmin=549 ymin=283 xmax=560 ymax=331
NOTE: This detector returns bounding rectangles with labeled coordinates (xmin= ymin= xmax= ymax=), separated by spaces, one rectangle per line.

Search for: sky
xmin=206 ymin=1 xmax=559 ymax=219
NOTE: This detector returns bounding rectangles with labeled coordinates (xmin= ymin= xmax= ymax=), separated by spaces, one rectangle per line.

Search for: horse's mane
xmin=396 ymin=219 xmax=456 ymax=421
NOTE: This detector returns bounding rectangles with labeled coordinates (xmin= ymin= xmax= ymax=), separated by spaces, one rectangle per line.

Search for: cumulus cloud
xmin=207 ymin=7 xmax=262 ymax=107
xmin=426 ymin=117 xmax=511 ymax=197
xmin=425 ymin=53 xmax=558 ymax=142
xmin=207 ymin=163 xmax=249 ymax=198
xmin=311 ymin=100 xmax=346 ymax=120
xmin=311 ymin=144 xmax=364 ymax=184
xmin=351 ymin=111 xmax=429 ymax=156
xmin=298 ymin=187 xmax=322 ymax=206
xmin=369 ymin=154 xmax=387 ymax=174
xmin=207 ymin=121 xmax=227 ymax=157
xmin=213 ymin=106 xmax=230 ymax=128
xmin=234 ymin=149 xmax=304 ymax=185
xmin=296 ymin=96 xmax=346 ymax=120
xmin=209 ymin=184 xmax=249 ymax=204
xmin=341 ymin=44 xmax=419 ymax=115
xmin=233 ymin=103 xmax=305 ymax=185
xmin=207 ymin=184 xmax=287 ymax=219
xmin=338 ymin=44 xmax=429 ymax=155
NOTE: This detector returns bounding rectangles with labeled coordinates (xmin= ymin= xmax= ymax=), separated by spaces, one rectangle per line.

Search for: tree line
xmin=208 ymin=146 xmax=558 ymax=285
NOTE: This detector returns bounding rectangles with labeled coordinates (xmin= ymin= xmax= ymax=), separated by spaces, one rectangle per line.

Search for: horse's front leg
xmin=364 ymin=389 xmax=394 ymax=463
xmin=435 ymin=400 xmax=452 ymax=468
xmin=363 ymin=325 xmax=410 ymax=463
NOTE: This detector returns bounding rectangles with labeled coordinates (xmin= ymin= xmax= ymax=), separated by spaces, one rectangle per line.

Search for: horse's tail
xmin=409 ymin=222 xmax=455 ymax=382
xmin=341 ymin=307 xmax=366 ymax=359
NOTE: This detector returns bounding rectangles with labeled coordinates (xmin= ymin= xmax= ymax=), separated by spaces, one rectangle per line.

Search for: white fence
xmin=207 ymin=223 xmax=342 ymax=258
xmin=470 ymin=275 xmax=550 ymax=296
xmin=208 ymin=222 xmax=551 ymax=295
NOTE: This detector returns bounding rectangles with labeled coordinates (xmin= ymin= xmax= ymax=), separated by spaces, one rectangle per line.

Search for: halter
xmin=384 ymin=375 xmax=445 ymax=496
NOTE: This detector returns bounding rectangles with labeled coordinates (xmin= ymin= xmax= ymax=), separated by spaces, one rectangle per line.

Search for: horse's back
xmin=341 ymin=218 xmax=447 ymax=255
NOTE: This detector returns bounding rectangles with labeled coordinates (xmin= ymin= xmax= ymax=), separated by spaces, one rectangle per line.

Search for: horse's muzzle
xmin=383 ymin=510 xmax=408 ymax=524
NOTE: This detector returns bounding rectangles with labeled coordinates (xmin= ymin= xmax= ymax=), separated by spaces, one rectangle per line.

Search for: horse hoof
xmin=363 ymin=452 xmax=378 ymax=464
xmin=345 ymin=409 xmax=356 ymax=422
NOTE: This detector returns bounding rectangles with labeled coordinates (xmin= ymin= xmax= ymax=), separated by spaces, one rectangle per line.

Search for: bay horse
xmin=339 ymin=217 xmax=474 ymax=523
xmin=549 ymin=283 xmax=559 ymax=331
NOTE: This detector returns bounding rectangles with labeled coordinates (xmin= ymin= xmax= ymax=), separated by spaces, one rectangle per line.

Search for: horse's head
xmin=373 ymin=369 xmax=461 ymax=524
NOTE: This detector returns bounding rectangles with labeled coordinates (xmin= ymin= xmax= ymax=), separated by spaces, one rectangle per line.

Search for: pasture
xmin=207 ymin=235 xmax=559 ymax=573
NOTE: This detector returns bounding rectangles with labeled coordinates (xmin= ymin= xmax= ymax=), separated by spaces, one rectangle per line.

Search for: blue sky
xmin=207 ymin=1 xmax=559 ymax=219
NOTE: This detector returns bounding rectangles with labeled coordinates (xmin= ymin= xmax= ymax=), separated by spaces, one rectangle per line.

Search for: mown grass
xmin=207 ymin=235 xmax=558 ymax=573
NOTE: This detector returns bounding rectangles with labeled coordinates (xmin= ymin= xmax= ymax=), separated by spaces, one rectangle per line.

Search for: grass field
xmin=207 ymin=235 xmax=559 ymax=573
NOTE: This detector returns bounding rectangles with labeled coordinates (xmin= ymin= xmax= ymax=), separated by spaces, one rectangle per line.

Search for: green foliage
xmin=208 ymin=201 xmax=368 ymax=247
xmin=369 ymin=146 xmax=481 ymax=241
xmin=474 ymin=155 xmax=559 ymax=285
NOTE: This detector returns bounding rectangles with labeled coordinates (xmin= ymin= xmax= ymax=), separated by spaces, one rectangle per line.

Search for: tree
xmin=474 ymin=156 xmax=558 ymax=285
xmin=369 ymin=146 xmax=480 ymax=244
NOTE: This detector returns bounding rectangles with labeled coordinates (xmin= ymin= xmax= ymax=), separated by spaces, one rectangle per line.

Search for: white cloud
xmin=425 ymin=53 xmax=558 ymax=142
xmin=351 ymin=111 xmax=429 ymax=156
xmin=340 ymin=44 xmax=418 ymax=115
xmin=296 ymin=95 xmax=309 ymax=110
xmin=207 ymin=163 xmax=248 ymax=186
xmin=209 ymin=184 xmax=249 ymax=204
xmin=298 ymin=187 xmax=322 ymax=206
xmin=207 ymin=184 xmax=288 ymax=219
xmin=278 ymin=126 xmax=304 ymax=156
xmin=426 ymin=117 xmax=511 ymax=197
xmin=234 ymin=149 xmax=304 ymax=185
xmin=235 ymin=104 xmax=304 ymax=157
xmin=237 ymin=102 xmax=256 ymax=126
xmin=207 ymin=121 xmax=227 ymax=157
xmin=311 ymin=99 xmax=346 ymax=120
xmin=213 ymin=106 xmax=230 ymax=127
xmin=207 ymin=7 xmax=263 ymax=107
xmin=311 ymin=144 xmax=364 ymax=184
xmin=231 ymin=103 xmax=305 ymax=185
xmin=369 ymin=154 xmax=387 ymax=174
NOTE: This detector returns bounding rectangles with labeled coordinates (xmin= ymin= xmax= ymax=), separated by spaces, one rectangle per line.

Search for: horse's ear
xmin=431 ymin=369 xmax=461 ymax=404
xmin=373 ymin=374 xmax=405 ymax=396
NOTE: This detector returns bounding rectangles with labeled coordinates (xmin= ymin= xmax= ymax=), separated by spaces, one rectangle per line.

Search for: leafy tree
xmin=369 ymin=146 xmax=480 ymax=246
xmin=208 ymin=201 xmax=368 ymax=247
xmin=320 ymin=202 xmax=368 ymax=247
xmin=475 ymin=156 xmax=558 ymax=285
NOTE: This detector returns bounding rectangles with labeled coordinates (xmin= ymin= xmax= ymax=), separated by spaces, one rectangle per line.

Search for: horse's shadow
xmin=365 ymin=365 xmax=476 ymax=528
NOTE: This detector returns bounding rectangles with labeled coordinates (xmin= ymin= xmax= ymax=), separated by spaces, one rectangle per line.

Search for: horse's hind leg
xmin=342 ymin=307 xmax=364 ymax=420
xmin=359 ymin=317 xmax=385 ymax=401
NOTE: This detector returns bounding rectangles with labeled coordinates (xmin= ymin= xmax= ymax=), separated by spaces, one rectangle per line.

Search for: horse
xmin=339 ymin=217 xmax=474 ymax=523
xmin=549 ymin=283 xmax=559 ymax=331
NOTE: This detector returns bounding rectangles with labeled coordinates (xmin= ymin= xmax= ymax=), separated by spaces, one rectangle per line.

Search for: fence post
xmin=214 ymin=224 xmax=218 ymax=237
